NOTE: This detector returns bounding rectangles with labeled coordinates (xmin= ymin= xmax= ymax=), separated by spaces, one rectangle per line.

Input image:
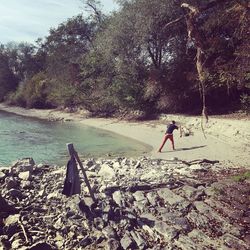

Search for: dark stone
xmin=80 ymin=236 xmax=93 ymax=247
xmin=28 ymin=242 xmax=54 ymax=250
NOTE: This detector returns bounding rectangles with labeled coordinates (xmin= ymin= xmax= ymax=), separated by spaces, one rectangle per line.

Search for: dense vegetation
xmin=0 ymin=0 xmax=249 ymax=117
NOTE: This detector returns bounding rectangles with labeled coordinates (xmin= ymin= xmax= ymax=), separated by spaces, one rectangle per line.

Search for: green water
xmin=0 ymin=110 xmax=150 ymax=166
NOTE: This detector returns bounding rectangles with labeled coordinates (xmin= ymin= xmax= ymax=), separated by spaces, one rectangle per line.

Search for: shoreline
xmin=0 ymin=103 xmax=249 ymax=167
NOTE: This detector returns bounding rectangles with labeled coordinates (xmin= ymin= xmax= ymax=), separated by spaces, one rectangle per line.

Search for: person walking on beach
xmin=158 ymin=121 xmax=180 ymax=152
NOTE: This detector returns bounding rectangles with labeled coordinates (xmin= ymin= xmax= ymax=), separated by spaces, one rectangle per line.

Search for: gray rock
xmin=107 ymin=239 xmax=120 ymax=250
xmin=28 ymin=242 xmax=54 ymax=250
xmin=157 ymin=188 xmax=190 ymax=210
xmin=11 ymin=158 xmax=35 ymax=174
xmin=0 ymin=171 xmax=6 ymax=180
xmin=146 ymin=192 xmax=158 ymax=206
xmin=130 ymin=230 xmax=146 ymax=249
xmin=7 ymin=189 xmax=24 ymax=199
xmin=5 ymin=177 xmax=19 ymax=190
xmin=120 ymin=233 xmax=134 ymax=249
xmin=20 ymin=181 xmax=32 ymax=189
xmin=221 ymin=233 xmax=249 ymax=250
xmin=18 ymin=171 xmax=31 ymax=181
xmin=161 ymin=212 xmax=191 ymax=232
xmin=4 ymin=214 xmax=20 ymax=227
xmin=98 ymin=164 xmax=116 ymax=179
xmin=112 ymin=190 xmax=123 ymax=206
xmin=0 ymin=195 xmax=16 ymax=214
xmin=154 ymin=221 xmax=179 ymax=241
xmin=133 ymin=191 xmax=146 ymax=202
xmin=177 ymin=185 xmax=204 ymax=201
xmin=11 ymin=239 xmax=23 ymax=249
xmin=175 ymin=229 xmax=220 ymax=249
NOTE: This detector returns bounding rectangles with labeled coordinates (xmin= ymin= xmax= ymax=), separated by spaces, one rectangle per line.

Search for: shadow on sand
xmin=163 ymin=145 xmax=207 ymax=153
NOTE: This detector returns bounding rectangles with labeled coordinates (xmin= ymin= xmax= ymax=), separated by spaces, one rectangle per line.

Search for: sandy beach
xmin=0 ymin=103 xmax=249 ymax=167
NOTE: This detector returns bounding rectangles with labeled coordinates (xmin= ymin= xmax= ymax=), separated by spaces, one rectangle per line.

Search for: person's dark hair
xmin=172 ymin=120 xmax=175 ymax=124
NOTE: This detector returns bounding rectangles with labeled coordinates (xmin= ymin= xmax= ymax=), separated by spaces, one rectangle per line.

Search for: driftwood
xmin=67 ymin=143 xmax=96 ymax=203
xmin=18 ymin=218 xmax=29 ymax=243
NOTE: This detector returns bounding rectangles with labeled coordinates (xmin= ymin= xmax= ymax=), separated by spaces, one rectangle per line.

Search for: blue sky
xmin=0 ymin=0 xmax=118 ymax=44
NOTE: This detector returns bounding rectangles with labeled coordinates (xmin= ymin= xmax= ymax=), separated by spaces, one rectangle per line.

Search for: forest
xmin=0 ymin=0 xmax=249 ymax=117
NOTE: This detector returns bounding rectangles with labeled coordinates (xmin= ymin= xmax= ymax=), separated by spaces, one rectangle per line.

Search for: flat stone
xmin=133 ymin=191 xmax=146 ymax=202
xmin=11 ymin=158 xmax=35 ymax=174
xmin=47 ymin=192 xmax=58 ymax=199
xmin=194 ymin=201 xmax=242 ymax=236
xmin=146 ymin=192 xmax=158 ymax=206
xmin=5 ymin=177 xmax=19 ymax=190
xmin=11 ymin=239 xmax=23 ymax=249
xmin=0 ymin=195 xmax=16 ymax=213
xmin=161 ymin=212 xmax=191 ymax=231
xmin=0 ymin=171 xmax=6 ymax=180
xmin=157 ymin=188 xmax=190 ymax=210
xmin=154 ymin=221 xmax=179 ymax=241
xmin=120 ymin=233 xmax=134 ymax=249
xmin=4 ymin=214 xmax=20 ymax=227
xmin=175 ymin=229 xmax=220 ymax=249
xmin=112 ymin=191 xmax=123 ymax=206
xmin=98 ymin=164 xmax=116 ymax=179
xmin=221 ymin=233 xmax=249 ymax=250
xmin=177 ymin=185 xmax=204 ymax=200
xmin=18 ymin=171 xmax=31 ymax=181
xmin=130 ymin=230 xmax=146 ymax=249
xmin=7 ymin=189 xmax=24 ymax=199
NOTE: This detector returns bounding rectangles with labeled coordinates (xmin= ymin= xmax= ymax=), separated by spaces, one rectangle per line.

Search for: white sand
xmin=0 ymin=103 xmax=249 ymax=167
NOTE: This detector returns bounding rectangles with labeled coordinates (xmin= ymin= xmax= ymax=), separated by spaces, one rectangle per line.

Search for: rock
xmin=7 ymin=189 xmax=24 ymax=199
xmin=98 ymin=164 xmax=116 ymax=179
xmin=189 ymin=164 xmax=209 ymax=172
xmin=133 ymin=191 xmax=146 ymax=202
xmin=175 ymin=229 xmax=220 ymax=249
xmin=20 ymin=181 xmax=32 ymax=189
xmin=0 ymin=171 xmax=6 ymax=180
xmin=157 ymin=188 xmax=190 ymax=210
xmin=28 ymin=242 xmax=54 ymax=250
xmin=18 ymin=171 xmax=31 ymax=181
xmin=11 ymin=158 xmax=35 ymax=174
xmin=47 ymin=192 xmax=58 ymax=199
xmin=120 ymin=233 xmax=134 ymax=249
xmin=80 ymin=236 xmax=93 ymax=247
xmin=177 ymin=185 xmax=204 ymax=201
xmin=4 ymin=214 xmax=20 ymax=227
xmin=5 ymin=177 xmax=19 ymax=190
xmin=130 ymin=230 xmax=146 ymax=249
xmin=11 ymin=239 xmax=24 ymax=249
xmin=112 ymin=191 xmax=123 ymax=206
xmin=0 ymin=195 xmax=16 ymax=214
xmin=221 ymin=233 xmax=249 ymax=250
xmin=146 ymin=192 xmax=158 ymax=206
xmin=154 ymin=221 xmax=179 ymax=241
xmin=161 ymin=212 xmax=191 ymax=232
xmin=107 ymin=239 xmax=120 ymax=250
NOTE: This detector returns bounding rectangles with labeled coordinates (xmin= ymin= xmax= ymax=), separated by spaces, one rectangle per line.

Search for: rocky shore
xmin=1 ymin=157 xmax=250 ymax=249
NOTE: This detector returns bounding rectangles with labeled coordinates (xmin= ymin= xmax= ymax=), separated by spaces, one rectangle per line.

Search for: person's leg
xmin=158 ymin=134 xmax=169 ymax=152
xmin=169 ymin=135 xmax=175 ymax=150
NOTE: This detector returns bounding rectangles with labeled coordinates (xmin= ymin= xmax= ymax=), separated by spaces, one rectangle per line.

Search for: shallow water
xmin=0 ymin=110 xmax=150 ymax=166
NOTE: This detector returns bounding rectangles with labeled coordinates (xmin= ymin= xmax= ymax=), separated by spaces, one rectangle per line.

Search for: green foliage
xmin=232 ymin=171 xmax=250 ymax=182
xmin=240 ymin=94 xmax=250 ymax=113
xmin=0 ymin=52 xmax=18 ymax=101
xmin=1 ymin=0 xmax=250 ymax=116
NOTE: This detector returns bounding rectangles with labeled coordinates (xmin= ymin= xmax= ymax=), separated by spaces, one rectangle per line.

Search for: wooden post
xmin=67 ymin=143 xmax=96 ymax=203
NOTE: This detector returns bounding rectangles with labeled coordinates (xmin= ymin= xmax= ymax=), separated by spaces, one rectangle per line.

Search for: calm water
xmin=0 ymin=110 xmax=150 ymax=166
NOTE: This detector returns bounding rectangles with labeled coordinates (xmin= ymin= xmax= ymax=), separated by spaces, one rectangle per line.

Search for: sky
xmin=0 ymin=0 xmax=118 ymax=44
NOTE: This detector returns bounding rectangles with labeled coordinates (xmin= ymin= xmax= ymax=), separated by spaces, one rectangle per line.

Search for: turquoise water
xmin=0 ymin=110 xmax=150 ymax=166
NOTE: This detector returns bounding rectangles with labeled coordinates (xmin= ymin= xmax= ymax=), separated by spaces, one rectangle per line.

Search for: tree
xmin=0 ymin=51 xmax=18 ymax=101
